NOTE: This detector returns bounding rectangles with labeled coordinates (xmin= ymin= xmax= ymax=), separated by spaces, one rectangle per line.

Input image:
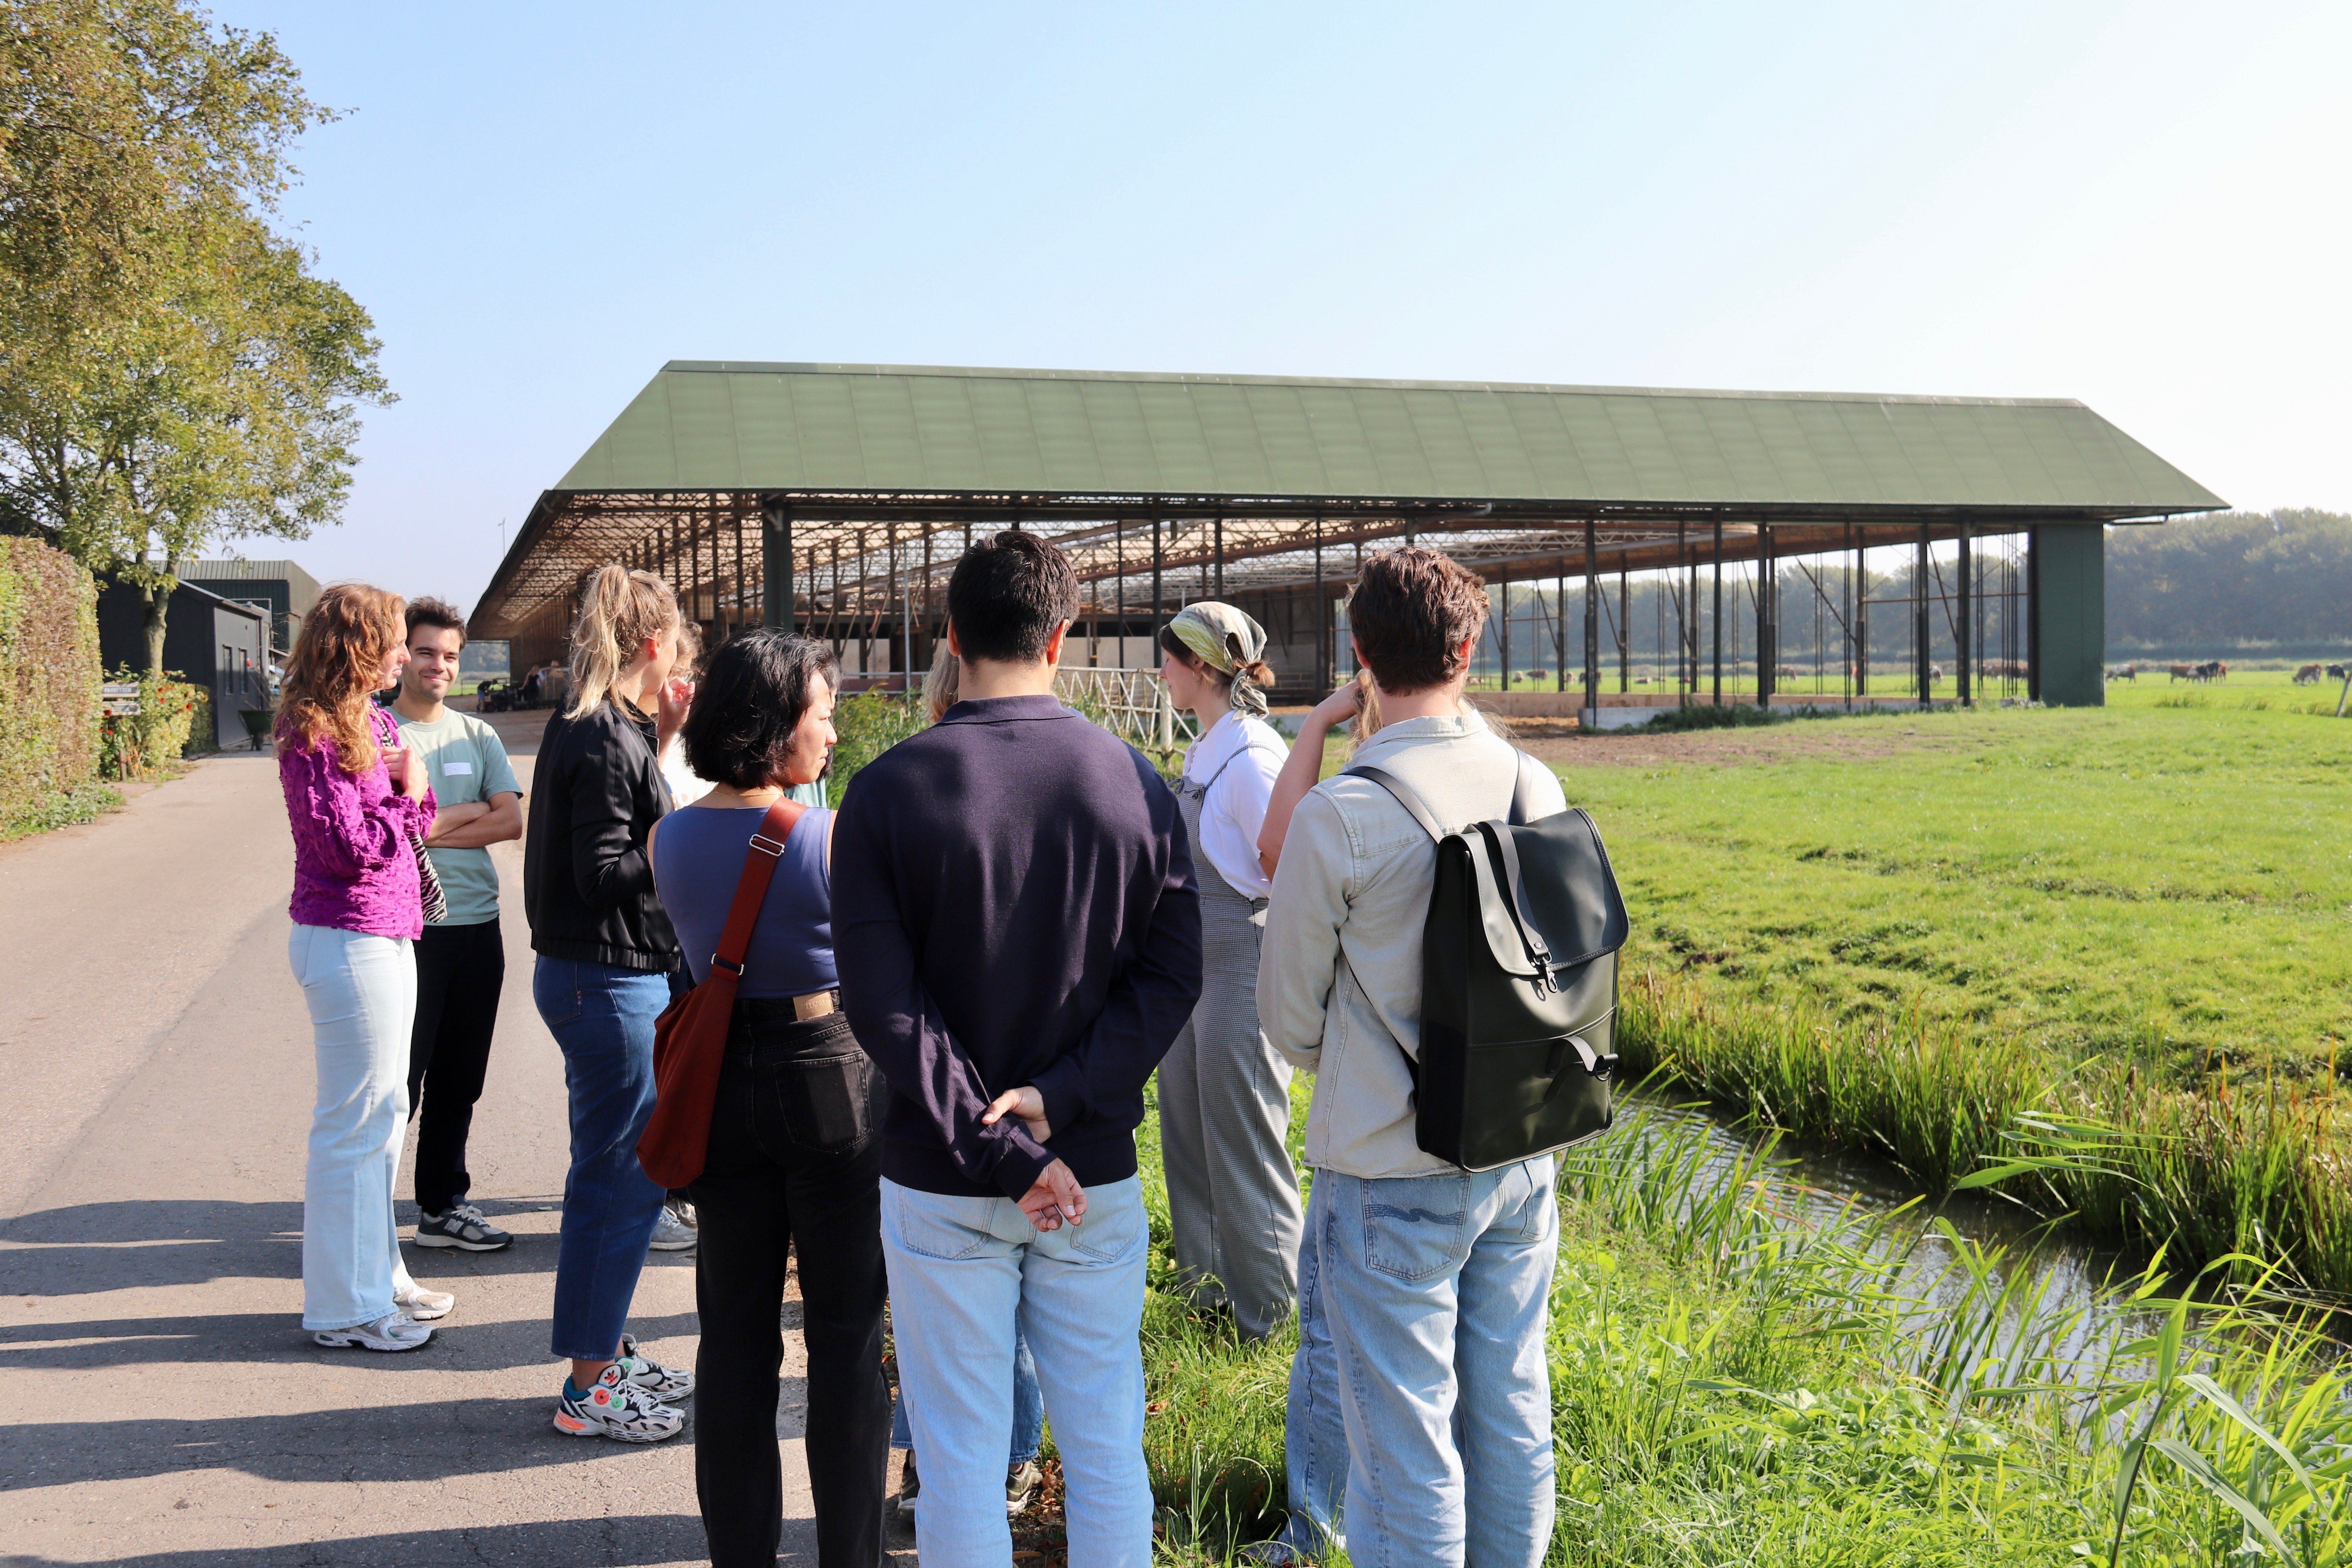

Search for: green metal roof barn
xmin=473 ymin=361 xmax=2223 ymax=713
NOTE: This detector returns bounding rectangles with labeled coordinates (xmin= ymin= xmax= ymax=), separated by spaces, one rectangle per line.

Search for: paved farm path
xmin=0 ymin=715 xmax=859 ymax=1566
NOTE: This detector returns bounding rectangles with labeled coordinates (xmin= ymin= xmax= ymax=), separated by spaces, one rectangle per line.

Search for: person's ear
xmin=1042 ymin=619 xmax=1072 ymax=666
xmin=946 ymin=619 xmax=963 ymax=658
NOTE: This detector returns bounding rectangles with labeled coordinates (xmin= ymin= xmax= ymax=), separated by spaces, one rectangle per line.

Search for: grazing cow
xmin=2107 ymin=663 xmax=2137 ymax=682
xmin=2170 ymin=663 xmax=2195 ymax=682
xmin=2294 ymin=663 xmax=2322 ymax=685
xmin=2330 ymin=664 xmax=2349 ymax=682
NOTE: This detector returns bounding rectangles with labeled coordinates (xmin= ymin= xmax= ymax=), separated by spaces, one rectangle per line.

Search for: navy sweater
xmin=832 ymin=695 xmax=1202 ymax=1200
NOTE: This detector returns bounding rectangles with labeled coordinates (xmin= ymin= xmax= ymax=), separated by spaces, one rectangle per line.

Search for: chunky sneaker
xmin=553 ymin=1362 xmax=684 ymax=1443
xmin=648 ymin=1199 xmax=697 ymax=1252
xmin=897 ymin=1447 xmax=922 ymax=1517
xmin=312 ymin=1309 xmax=433 ymax=1352
xmin=414 ymin=1203 xmax=513 ymax=1252
xmin=1006 ymin=1458 xmax=1042 ymax=1517
xmin=615 ymin=1333 xmax=695 ymax=1401
xmin=393 ymin=1281 xmax=455 ymax=1321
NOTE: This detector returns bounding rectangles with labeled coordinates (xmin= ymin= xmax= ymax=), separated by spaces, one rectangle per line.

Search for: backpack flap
xmin=1472 ymin=809 xmax=1630 ymax=978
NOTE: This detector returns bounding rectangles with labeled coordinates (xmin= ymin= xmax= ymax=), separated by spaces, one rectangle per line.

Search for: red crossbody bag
xmin=637 ymin=799 xmax=806 ymax=1189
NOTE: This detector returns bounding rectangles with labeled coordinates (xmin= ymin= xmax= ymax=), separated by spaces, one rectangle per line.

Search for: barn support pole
xmin=1957 ymin=521 xmax=1973 ymax=707
xmin=1313 ymin=518 xmax=1327 ymax=691
xmin=1115 ymin=518 xmax=1127 ymax=669
xmin=732 ymin=511 xmax=747 ymax=641
xmin=1214 ymin=515 xmax=1225 ymax=598
xmin=1710 ymin=517 xmax=1724 ymax=706
xmin=1842 ymin=522 xmax=1856 ymax=707
xmin=1582 ymin=520 xmax=1601 ymax=728
xmin=2026 ymin=527 xmax=2041 ymax=702
xmin=1499 ymin=567 xmax=1511 ymax=692
xmin=829 ymin=541 xmax=842 ymax=659
xmin=707 ymin=505 xmax=721 ymax=635
xmin=1675 ymin=521 xmax=1689 ymax=704
xmin=1854 ymin=526 xmax=1869 ymax=700
xmin=1915 ymin=522 xmax=1933 ymax=709
xmin=1151 ymin=511 xmax=1164 ymax=644
xmin=1757 ymin=524 xmax=1775 ymax=709
xmin=1617 ymin=567 xmax=1629 ymax=693
xmin=1554 ymin=567 xmax=1566 ymax=692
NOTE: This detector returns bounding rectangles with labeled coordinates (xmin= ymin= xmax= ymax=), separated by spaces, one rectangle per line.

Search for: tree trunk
xmin=140 ymin=565 xmax=174 ymax=676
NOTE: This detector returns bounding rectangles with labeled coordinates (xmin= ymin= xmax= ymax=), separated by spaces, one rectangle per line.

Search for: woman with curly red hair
xmin=277 ymin=583 xmax=443 ymax=1351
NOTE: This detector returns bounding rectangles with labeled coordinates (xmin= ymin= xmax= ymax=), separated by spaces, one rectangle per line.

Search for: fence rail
xmin=1054 ymin=667 xmax=1199 ymax=757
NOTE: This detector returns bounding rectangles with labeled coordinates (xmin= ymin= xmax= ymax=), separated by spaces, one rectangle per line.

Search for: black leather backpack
xmin=1344 ymin=754 xmax=1630 ymax=1171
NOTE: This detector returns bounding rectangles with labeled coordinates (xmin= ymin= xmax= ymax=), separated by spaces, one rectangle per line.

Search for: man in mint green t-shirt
xmin=393 ymin=597 xmax=524 ymax=1261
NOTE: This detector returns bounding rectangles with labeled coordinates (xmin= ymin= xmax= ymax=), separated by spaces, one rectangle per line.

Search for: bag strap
xmin=1508 ymin=749 xmax=1544 ymax=826
xmin=707 ymin=800 xmax=807 ymax=980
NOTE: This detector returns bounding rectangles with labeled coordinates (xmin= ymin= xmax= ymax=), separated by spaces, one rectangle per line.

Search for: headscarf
xmin=1167 ymin=601 xmax=1271 ymax=718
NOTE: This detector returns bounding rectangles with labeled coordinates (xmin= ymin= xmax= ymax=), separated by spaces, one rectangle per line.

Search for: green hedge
xmin=0 ymin=537 xmax=105 ymax=838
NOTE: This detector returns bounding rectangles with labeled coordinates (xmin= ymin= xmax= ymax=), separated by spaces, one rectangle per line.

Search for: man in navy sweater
xmin=833 ymin=531 xmax=1201 ymax=1568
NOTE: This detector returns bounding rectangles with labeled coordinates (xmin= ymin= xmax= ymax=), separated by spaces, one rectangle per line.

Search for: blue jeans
xmin=1278 ymin=1178 xmax=1351 ymax=1556
xmin=534 ymin=956 xmax=672 ymax=1362
xmin=892 ymin=1323 xmax=1044 ymax=1466
xmin=881 ymin=1175 xmax=1152 ymax=1568
xmin=290 ymin=925 xmax=415 ymax=1331
xmin=1312 ymin=1158 xmax=1558 ymax=1568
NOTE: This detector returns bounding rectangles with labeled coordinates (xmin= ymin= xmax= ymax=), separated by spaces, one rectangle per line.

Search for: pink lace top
xmin=281 ymin=704 xmax=439 ymax=940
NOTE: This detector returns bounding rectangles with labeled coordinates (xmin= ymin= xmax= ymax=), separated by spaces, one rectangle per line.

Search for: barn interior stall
xmin=470 ymin=363 xmax=2224 ymax=735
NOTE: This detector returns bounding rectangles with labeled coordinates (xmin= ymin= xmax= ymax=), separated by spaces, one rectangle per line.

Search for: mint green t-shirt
xmin=396 ymin=709 xmax=523 ymax=927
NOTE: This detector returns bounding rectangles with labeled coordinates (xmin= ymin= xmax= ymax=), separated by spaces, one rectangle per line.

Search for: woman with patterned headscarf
xmin=1154 ymin=602 xmax=1303 ymax=1340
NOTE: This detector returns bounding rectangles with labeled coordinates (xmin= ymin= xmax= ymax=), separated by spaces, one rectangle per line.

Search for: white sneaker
xmin=553 ymin=1362 xmax=686 ymax=1443
xmin=615 ymin=1332 xmax=695 ymax=1401
xmin=313 ymin=1310 xmax=433 ymax=1352
xmin=649 ymin=1200 xmax=697 ymax=1252
xmin=393 ymin=1281 xmax=456 ymax=1321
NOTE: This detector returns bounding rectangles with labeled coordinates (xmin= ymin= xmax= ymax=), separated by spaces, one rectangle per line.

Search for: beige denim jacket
xmin=1256 ymin=713 xmax=1569 ymax=1180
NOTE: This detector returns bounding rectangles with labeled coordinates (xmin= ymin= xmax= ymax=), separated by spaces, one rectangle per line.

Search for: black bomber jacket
xmin=522 ymin=699 xmax=680 ymax=972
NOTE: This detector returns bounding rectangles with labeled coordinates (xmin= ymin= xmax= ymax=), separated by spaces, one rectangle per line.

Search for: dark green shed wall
xmin=2035 ymin=526 xmax=2106 ymax=707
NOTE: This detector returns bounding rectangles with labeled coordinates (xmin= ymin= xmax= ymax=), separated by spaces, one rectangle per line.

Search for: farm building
xmin=468 ymin=362 xmax=2225 ymax=722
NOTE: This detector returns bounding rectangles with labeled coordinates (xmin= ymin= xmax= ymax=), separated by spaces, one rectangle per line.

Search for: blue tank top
xmin=651 ymin=804 xmax=837 ymax=998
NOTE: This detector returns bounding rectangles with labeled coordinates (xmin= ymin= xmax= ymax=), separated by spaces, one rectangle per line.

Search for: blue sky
xmin=220 ymin=0 xmax=2351 ymax=609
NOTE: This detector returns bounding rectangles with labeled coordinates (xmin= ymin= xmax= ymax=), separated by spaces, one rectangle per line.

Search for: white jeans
xmin=881 ymin=1174 xmax=1152 ymax=1568
xmin=289 ymin=923 xmax=415 ymax=1331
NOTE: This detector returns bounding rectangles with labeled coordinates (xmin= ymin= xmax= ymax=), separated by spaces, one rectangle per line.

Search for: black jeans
xmin=407 ymin=917 xmax=505 ymax=1214
xmin=688 ymin=1004 xmax=889 ymax=1568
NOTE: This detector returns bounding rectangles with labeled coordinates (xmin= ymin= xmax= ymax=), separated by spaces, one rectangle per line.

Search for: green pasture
xmin=1557 ymin=688 xmax=2352 ymax=1086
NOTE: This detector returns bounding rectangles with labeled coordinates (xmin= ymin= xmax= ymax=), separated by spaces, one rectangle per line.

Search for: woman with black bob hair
xmin=649 ymin=629 xmax=889 ymax=1568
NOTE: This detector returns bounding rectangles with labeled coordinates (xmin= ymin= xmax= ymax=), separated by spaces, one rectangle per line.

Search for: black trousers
xmin=407 ymin=917 xmax=505 ymax=1214
xmin=688 ymin=1004 xmax=889 ymax=1568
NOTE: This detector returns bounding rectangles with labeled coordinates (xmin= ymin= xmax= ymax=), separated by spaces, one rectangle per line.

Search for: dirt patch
xmin=1521 ymin=717 xmax=1994 ymax=769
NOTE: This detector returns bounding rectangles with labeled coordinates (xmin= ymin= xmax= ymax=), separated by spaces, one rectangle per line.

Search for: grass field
xmin=1119 ymin=1088 xmax=2352 ymax=1567
xmin=1523 ymin=675 xmax=2352 ymax=1285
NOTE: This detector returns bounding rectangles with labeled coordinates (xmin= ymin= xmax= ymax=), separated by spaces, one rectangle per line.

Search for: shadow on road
xmin=0 ymin=1513 xmax=706 ymax=1566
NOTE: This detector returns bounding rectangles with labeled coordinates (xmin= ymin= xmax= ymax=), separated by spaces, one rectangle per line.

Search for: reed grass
xmin=1133 ymin=1095 xmax=2352 ymax=1566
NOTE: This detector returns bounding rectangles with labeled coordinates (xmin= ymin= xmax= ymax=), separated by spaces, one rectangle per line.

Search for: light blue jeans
xmin=1311 ymin=1158 xmax=1559 ymax=1568
xmin=534 ymin=956 xmax=672 ymax=1362
xmin=891 ymin=1322 xmax=1044 ymax=1466
xmin=881 ymin=1174 xmax=1152 ymax=1568
xmin=1278 ymin=1180 xmax=1350 ymax=1556
xmin=290 ymin=924 xmax=415 ymax=1332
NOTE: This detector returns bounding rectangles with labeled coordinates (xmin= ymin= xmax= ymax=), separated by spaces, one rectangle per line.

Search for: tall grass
xmin=1617 ymin=966 xmax=2352 ymax=1295
xmin=1138 ymin=1100 xmax=2352 ymax=1565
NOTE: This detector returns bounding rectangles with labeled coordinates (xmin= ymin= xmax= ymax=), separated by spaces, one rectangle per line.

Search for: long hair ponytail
xmin=567 ymin=564 xmax=680 ymax=718
xmin=278 ymin=584 xmax=405 ymax=773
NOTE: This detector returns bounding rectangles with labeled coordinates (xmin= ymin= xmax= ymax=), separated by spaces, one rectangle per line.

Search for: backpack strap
xmin=1341 ymin=763 xmax=1446 ymax=842
xmin=1507 ymin=749 xmax=1546 ymax=826
xmin=707 ymin=800 xmax=807 ymax=980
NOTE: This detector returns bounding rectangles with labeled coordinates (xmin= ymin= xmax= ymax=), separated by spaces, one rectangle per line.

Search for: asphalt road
xmin=0 ymin=717 xmax=853 ymax=1566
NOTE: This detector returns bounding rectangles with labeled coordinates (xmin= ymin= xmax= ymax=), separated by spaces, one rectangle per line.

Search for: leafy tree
xmin=2105 ymin=509 xmax=2352 ymax=653
xmin=0 ymin=0 xmax=390 ymax=671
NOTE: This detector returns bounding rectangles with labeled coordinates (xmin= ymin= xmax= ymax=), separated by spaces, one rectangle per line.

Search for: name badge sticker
xmin=442 ymin=760 xmax=474 ymax=775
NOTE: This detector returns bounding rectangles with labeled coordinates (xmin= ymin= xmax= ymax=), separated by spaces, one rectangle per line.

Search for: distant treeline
xmin=2107 ymin=509 xmax=2352 ymax=655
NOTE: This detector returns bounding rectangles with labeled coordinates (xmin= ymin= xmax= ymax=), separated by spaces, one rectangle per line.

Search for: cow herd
xmin=2293 ymin=663 xmax=2352 ymax=686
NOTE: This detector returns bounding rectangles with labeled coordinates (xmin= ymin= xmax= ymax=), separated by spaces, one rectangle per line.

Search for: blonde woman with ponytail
xmin=1152 ymin=602 xmax=1302 ymax=1344
xmin=520 ymin=563 xmax=701 ymax=1443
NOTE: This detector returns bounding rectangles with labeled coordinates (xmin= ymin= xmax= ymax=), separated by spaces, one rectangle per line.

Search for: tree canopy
xmin=2106 ymin=509 xmax=2352 ymax=654
xmin=0 ymin=0 xmax=389 ymax=668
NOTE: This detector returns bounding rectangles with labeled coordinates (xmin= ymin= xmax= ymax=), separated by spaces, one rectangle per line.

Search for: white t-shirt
xmin=1181 ymin=711 xmax=1287 ymax=899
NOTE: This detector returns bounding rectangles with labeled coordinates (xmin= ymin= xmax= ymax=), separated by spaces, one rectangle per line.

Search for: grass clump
xmin=0 ymin=779 xmax=120 ymax=844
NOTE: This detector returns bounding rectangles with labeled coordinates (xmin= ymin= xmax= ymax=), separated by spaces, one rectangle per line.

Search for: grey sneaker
xmin=312 ymin=1309 xmax=432 ymax=1352
xmin=1006 ymin=1458 xmax=1042 ymax=1516
xmin=415 ymin=1203 xmax=512 ymax=1252
xmin=897 ymin=1448 xmax=921 ymax=1516
xmin=648 ymin=1199 xmax=697 ymax=1252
